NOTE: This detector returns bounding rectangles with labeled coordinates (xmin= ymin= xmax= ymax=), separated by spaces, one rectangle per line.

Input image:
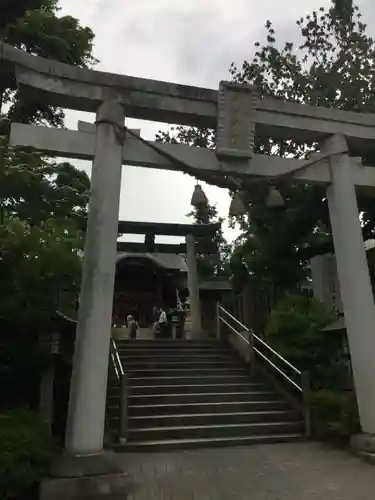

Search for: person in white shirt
xmin=157 ymin=307 xmax=168 ymax=338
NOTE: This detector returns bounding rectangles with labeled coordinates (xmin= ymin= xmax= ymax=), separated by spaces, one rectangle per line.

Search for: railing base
xmin=50 ymin=450 xmax=124 ymax=478
xmin=40 ymin=473 xmax=131 ymax=500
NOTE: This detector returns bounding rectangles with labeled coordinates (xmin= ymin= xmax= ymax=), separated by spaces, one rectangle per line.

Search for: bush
xmin=265 ymin=294 xmax=360 ymax=442
xmin=0 ymin=409 xmax=56 ymax=500
xmin=311 ymin=389 xmax=360 ymax=443
xmin=266 ymin=294 xmax=338 ymax=371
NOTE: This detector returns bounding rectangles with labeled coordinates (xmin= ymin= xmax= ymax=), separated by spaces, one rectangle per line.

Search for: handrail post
xmin=119 ymin=372 xmax=129 ymax=444
xmin=216 ymin=302 xmax=221 ymax=342
xmin=301 ymin=370 xmax=311 ymax=438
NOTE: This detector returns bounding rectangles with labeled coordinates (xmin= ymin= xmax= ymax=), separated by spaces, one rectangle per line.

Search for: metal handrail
xmin=218 ymin=304 xmax=301 ymax=376
xmin=220 ymin=317 xmax=250 ymax=345
xmin=217 ymin=302 xmax=311 ymax=437
xmin=218 ymin=305 xmax=248 ymax=331
xmin=111 ymin=338 xmax=124 ymax=376
xmin=254 ymin=347 xmax=302 ymax=392
xmin=252 ymin=332 xmax=302 ymax=376
xmin=109 ymin=337 xmax=128 ymax=443
xmin=110 ymin=352 xmax=119 ymax=380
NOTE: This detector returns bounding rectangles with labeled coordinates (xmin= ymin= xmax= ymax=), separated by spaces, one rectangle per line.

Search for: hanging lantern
xmin=229 ymin=191 xmax=248 ymax=217
xmin=266 ymin=185 xmax=284 ymax=208
xmin=191 ymin=183 xmax=208 ymax=206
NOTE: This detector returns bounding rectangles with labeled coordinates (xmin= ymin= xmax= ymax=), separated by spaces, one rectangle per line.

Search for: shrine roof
xmin=116 ymin=252 xmax=188 ymax=272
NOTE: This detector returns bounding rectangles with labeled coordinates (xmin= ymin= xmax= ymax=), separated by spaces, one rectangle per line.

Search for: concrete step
xmin=107 ymin=338 xmax=305 ymax=452
xmin=127 ymin=420 xmax=305 ymax=441
xmin=115 ymin=340 xmax=222 ymax=350
xmin=107 ymin=399 xmax=290 ymax=421
xmin=117 ymin=349 xmax=229 ymax=357
xmin=127 ymin=374 xmax=251 ymax=386
xmin=124 ymin=367 xmax=247 ymax=377
xmin=108 ymin=390 xmax=278 ymax=405
xmin=121 ymin=360 xmax=240 ymax=370
xmin=118 ymin=352 xmax=233 ymax=360
xmin=127 ymin=410 xmax=300 ymax=428
xmin=109 ymin=382 xmax=264 ymax=396
xmin=114 ymin=433 xmax=304 ymax=452
xmin=123 ymin=398 xmax=283 ymax=417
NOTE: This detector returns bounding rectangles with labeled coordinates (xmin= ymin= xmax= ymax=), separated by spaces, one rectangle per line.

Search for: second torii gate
xmin=2 ymin=38 xmax=375 ymax=492
xmin=116 ymin=218 xmax=221 ymax=335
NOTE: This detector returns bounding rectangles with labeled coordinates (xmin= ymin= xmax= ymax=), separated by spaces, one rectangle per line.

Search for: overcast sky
xmin=58 ymin=0 xmax=374 ymax=244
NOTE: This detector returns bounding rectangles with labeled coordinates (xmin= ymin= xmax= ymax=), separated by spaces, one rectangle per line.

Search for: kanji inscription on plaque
xmin=216 ymin=81 xmax=258 ymax=163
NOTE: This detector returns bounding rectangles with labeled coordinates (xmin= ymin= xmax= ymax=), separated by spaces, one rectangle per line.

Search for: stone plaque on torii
xmin=2 ymin=38 xmax=375 ymax=492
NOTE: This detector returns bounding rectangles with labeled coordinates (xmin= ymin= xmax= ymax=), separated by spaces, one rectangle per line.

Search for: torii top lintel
xmin=2 ymin=41 xmax=375 ymax=148
xmin=117 ymin=220 xmax=221 ymax=237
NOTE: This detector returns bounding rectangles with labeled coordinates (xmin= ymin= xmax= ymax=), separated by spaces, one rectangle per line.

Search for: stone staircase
xmin=106 ymin=339 xmax=305 ymax=451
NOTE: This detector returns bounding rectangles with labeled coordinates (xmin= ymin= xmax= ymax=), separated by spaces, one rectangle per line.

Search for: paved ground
xmin=118 ymin=442 xmax=375 ymax=499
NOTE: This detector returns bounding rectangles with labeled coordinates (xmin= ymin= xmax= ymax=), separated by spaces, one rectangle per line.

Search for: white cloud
xmin=58 ymin=0 xmax=375 ymax=243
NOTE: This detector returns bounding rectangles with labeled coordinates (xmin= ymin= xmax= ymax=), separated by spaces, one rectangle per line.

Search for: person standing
xmin=152 ymin=306 xmax=159 ymax=338
xmin=152 ymin=306 xmax=159 ymax=325
xmin=157 ymin=307 xmax=168 ymax=338
xmin=127 ymin=314 xmax=139 ymax=340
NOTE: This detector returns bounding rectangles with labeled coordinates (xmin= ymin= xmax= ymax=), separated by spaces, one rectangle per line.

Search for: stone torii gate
xmin=3 ymin=40 xmax=375 ymax=493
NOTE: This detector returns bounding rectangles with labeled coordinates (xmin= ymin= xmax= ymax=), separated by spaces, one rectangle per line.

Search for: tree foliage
xmin=0 ymin=214 xmax=82 ymax=331
xmin=158 ymin=4 xmax=375 ymax=290
xmin=0 ymin=1 xmax=47 ymax=33
xmin=187 ymin=201 xmax=231 ymax=278
xmin=0 ymin=408 xmax=56 ymax=500
xmin=230 ymin=4 xmax=375 ymax=288
xmin=0 ymin=0 xmax=95 ymax=407
xmin=156 ymin=128 xmax=231 ymax=277
xmin=0 ymin=0 xmax=94 ymax=228
xmin=265 ymin=294 xmax=359 ymax=441
xmin=1 ymin=0 xmax=97 ymax=125
xmin=266 ymin=294 xmax=337 ymax=371
xmin=0 ymin=0 xmax=94 ymax=295
xmin=0 ymin=136 xmax=89 ymax=226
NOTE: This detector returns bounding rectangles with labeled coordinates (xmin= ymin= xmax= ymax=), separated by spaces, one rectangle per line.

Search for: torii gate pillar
xmin=322 ymin=135 xmax=375 ymax=455
xmin=186 ymin=233 xmax=203 ymax=337
xmin=48 ymin=101 xmax=127 ymax=485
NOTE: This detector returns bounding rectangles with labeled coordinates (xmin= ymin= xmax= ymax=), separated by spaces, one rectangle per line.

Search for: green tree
xmin=0 ymin=0 xmax=94 ymax=241
xmin=0 ymin=210 xmax=83 ymax=408
xmin=0 ymin=1 xmax=45 ymax=33
xmin=158 ymin=4 xmax=375 ymax=291
xmin=0 ymin=0 xmax=94 ymax=319
xmin=0 ymin=137 xmax=89 ymax=227
xmin=0 ymin=214 xmax=82 ymax=330
xmin=0 ymin=0 xmax=94 ymax=226
xmin=265 ymin=294 xmax=359 ymax=441
xmin=156 ymin=126 xmax=231 ymax=278
xmin=0 ymin=0 xmax=95 ymax=407
xmin=1 ymin=0 xmax=97 ymax=124
xmin=229 ymin=3 xmax=375 ymax=289
xmin=266 ymin=294 xmax=337 ymax=372
xmin=187 ymin=201 xmax=231 ymax=278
